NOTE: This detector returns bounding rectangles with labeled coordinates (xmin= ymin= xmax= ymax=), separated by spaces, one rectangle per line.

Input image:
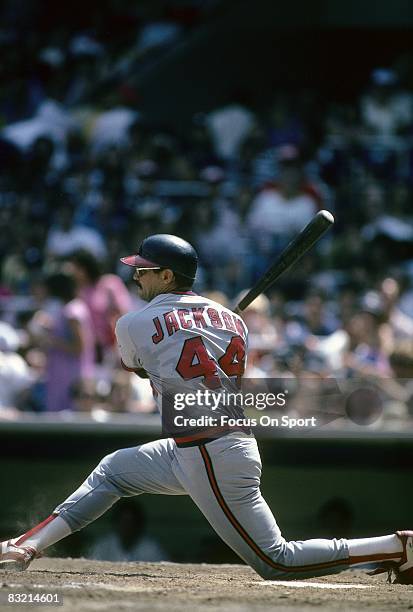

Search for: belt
xmin=175 ymin=436 xmax=219 ymax=448
xmin=174 ymin=426 xmax=252 ymax=448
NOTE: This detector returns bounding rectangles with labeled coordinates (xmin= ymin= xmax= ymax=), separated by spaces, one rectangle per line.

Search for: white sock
xmin=347 ymin=534 xmax=403 ymax=563
xmin=12 ymin=514 xmax=72 ymax=552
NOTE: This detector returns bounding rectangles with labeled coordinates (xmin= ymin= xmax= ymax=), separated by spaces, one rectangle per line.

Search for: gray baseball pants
xmin=54 ymin=433 xmax=350 ymax=579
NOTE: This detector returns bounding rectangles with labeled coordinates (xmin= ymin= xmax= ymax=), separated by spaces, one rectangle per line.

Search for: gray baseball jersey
xmin=115 ymin=291 xmax=249 ymax=440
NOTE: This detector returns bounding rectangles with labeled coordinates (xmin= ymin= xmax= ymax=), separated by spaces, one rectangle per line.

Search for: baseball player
xmin=1 ymin=234 xmax=412 ymax=583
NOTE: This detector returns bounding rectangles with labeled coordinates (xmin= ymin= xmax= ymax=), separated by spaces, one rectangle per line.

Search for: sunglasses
xmin=134 ymin=267 xmax=162 ymax=277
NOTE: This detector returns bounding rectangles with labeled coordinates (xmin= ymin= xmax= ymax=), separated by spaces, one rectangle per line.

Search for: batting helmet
xmin=120 ymin=234 xmax=198 ymax=281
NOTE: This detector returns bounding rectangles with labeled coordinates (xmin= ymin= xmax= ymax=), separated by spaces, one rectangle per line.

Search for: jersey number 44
xmin=176 ymin=336 xmax=246 ymax=389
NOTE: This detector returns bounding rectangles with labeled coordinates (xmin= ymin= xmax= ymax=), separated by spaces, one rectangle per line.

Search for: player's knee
xmin=255 ymin=566 xmax=274 ymax=580
xmin=96 ymin=450 xmax=119 ymax=476
xmin=96 ymin=447 xmax=137 ymax=479
xmin=251 ymin=540 xmax=292 ymax=581
xmin=257 ymin=563 xmax=298 ymax=581
xmin=255 ymin=563 xmax=286 ymax=581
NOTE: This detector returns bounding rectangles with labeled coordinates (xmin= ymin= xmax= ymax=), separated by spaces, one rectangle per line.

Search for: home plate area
xmin=0 ymin=558 xmax=412 ymax=611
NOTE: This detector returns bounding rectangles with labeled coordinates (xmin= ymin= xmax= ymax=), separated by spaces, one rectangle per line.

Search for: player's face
xmin=133 ymin=268 xmax=164 ymax=301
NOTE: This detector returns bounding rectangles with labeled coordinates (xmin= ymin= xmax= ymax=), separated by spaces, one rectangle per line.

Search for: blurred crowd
xmin=1 ymin=2 xmax=413 ymax=427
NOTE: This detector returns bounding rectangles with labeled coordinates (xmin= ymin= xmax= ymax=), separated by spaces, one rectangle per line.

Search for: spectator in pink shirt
xmin=67 ymin=250 xmax=131 ymax=364
xmin=30 ymin=270 xmax=95 ymax=412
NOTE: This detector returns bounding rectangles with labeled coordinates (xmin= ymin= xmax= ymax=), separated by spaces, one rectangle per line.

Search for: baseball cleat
xmin=371 ymin=531 xmax=413 ymax=584
xmin=392 ymin=530 xmax=413 ymax=584
xmin=0 ymin=540 xmax=38 ymax=571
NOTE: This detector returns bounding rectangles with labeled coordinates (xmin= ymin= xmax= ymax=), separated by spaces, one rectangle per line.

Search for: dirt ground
xmin=1 ymin=558 xmax=412 ymax=612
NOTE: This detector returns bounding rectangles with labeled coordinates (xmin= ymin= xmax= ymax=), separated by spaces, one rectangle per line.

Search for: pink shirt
xmin=80 ymin=274 xmax=131 ymax=348
xmin=46 ymin=298 xmax=95 ymax=411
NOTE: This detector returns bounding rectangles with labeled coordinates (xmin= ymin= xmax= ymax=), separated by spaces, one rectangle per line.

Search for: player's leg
xmin=173 ymin=435 xmax=408 ymax=581
xmin=0 ymin=438 xmax=185 ymax=570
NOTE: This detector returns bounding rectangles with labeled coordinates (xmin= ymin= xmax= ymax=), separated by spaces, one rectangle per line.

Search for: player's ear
xmin=161 ymin=268 xmax=175 ymax=284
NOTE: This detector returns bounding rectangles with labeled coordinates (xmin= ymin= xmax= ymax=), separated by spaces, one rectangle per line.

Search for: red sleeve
xmin=120 ymin=359 xmax=139 ymax=372
xmin=120 ymin=359 xmax=149 ymax=378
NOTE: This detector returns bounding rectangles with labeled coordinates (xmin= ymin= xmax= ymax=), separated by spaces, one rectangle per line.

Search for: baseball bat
xmin=234 ymin=210 xmax=334 ymax=314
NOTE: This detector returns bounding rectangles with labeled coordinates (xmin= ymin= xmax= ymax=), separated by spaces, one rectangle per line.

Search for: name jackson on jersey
xmin=151 ymin=305 xmax=245 ymax=344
